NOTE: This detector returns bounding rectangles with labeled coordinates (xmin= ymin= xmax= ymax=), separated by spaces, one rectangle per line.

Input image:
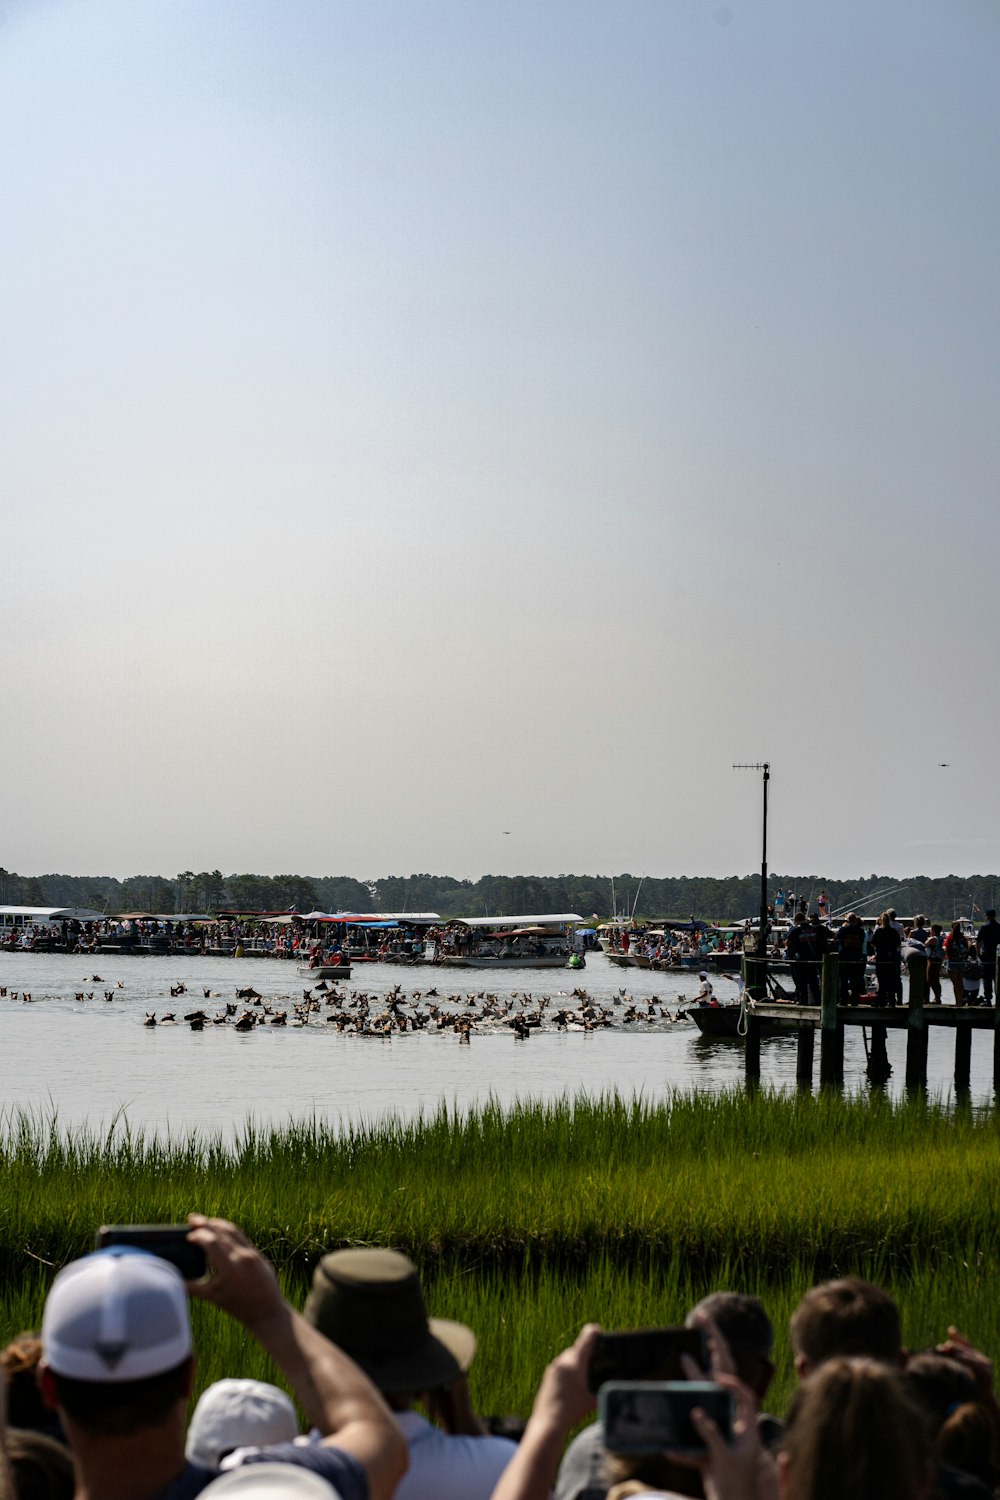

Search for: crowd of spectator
xmin=2 ymin=1221 xmax=999 ymax=1500
xmin=775 ymin=909 xmax=1000 ymax=1008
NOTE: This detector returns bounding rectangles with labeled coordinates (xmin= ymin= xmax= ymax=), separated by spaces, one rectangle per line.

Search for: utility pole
xmin=733 ymin=761 xmax=770 ymax=1000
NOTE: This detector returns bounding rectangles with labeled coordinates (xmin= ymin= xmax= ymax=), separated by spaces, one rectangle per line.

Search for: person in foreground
xmin=303 ymin=1247 xmax=517 ymax=1500
xmin=36 ymin=1215 xmax=408 ymax=1500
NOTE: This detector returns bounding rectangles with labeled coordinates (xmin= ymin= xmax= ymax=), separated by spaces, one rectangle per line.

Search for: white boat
xmin=439 ymin=913 xmax=584 ymax=969
xmin=296 ymin=962 xmax=352 ymax=979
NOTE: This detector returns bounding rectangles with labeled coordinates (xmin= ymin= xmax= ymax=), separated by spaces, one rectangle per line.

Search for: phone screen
xmin=588 ymin=1327 xmax=706 ymax=1392
xmin=95 ymin=1225 xmax=207 ymax=1282
xmin=599 ymin=1381 xmax=734 ymax=1455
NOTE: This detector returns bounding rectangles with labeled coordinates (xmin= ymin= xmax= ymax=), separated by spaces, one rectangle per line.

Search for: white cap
xmin=186 ymin=1380 xmax=299 ymax=1467
xmin=42 ymin=1249 xmax=192 ymax=1381
xmin=699 ymin=971 xmax=708 ymax=979
xmin=200 ymin=1466 xmax=341 ymax=1500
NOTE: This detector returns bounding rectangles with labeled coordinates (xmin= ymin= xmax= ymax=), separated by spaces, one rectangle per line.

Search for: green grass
xmin=3 ymin=1090 xmax=999 ymax=1418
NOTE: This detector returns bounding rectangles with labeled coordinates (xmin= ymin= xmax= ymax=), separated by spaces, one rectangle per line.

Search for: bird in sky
xmin=939 ymin=763 xmax=950 ymax=767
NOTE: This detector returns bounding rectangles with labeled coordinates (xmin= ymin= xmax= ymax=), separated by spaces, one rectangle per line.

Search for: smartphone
xmin=95 ymin=1225 xmax=207 ymax=1282
xmin=599 ymin=1380 xmax=734 ymax=1455
xmin=587 ymin=1327 xmax=706 ymax=1392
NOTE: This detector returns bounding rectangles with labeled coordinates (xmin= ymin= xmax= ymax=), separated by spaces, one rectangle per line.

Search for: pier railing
xmin=742 ymin=951 xmax=1000 ymax=1094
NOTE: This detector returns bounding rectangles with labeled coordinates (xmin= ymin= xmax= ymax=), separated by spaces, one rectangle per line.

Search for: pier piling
xmin=819 ymin=952 xmax=842 ymax=1087
xmin=795 ymin=1024 xmax=814 ymax=1088
xmin=905 ymin=955 xmax=928 ymax=1092
xmin=866 ymin=1022 xmax=891 ymax=1086
xmin=745 ymin=1013 xmax=761 ymax=1084
xmin=955 ymin=1024 xmax=972 ymax=1094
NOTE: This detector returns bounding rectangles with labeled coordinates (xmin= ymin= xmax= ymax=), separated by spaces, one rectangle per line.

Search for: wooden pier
xmin=743 ymin=952 xmax=1000 ymax=1093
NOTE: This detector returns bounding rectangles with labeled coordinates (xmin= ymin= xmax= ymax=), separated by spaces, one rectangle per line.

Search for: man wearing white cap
xmin=37 ymin=1215 xmax=407 ymax=1500
xmin=692 ymin=972 xmax=714 ymax=1006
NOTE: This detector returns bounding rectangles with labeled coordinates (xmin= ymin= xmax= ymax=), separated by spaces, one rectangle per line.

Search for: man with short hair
xmin=789 ymin=1276 xmax=902 ymax=1378
xmin=787 ymin=914 xmax=828 ymax=1005
xmin=37 ymin=1217 xmax=408 ymax=1500
xmin=977 ymin=910 xmax=1000 ymax=1006
xmin=836 ymin=913 xmax=867 ymax=1007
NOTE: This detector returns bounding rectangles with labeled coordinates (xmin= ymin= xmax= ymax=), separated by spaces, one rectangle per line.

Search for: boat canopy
xmin=451 ymin=913 xmax=583 ymax=929
xmin=0 ymin=905 xmax=105 ymax=922
xmin=299 ymin=911 xmax=440 ymax=924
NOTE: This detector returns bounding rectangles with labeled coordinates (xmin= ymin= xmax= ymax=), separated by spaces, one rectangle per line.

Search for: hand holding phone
xmin=588 ymin=1327 xmax=706 ymax=1392
xmin=95 ymin=1225 xmax=207 ymax=1282
xmin=599 ymin=1380 xmax=734 ymax=1456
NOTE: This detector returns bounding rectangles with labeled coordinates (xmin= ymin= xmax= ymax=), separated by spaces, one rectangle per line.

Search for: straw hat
xmin=303 ymin=1248 xmax=476 ymax=1394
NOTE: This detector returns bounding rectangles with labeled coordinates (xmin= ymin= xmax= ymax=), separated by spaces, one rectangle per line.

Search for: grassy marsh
xmin=2 ymin=1090 xmax=998 ymax=1415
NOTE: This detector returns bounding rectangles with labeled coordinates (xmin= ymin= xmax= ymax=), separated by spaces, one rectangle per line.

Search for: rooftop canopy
xmin=0 ymin=905 xmax=105 ymax=922
xmin=451 ymin=913 xmax=584 ymax=929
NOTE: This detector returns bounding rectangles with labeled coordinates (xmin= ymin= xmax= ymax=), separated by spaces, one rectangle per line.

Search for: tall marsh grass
xmin=2 ymin=1089 xmax=998 ymax=1415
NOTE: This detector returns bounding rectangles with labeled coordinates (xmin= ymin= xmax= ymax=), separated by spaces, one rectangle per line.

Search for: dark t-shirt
xmin=837 ymin=924 xmax=865 ymax=958
xmin=977 ymin=920 xmax=1000 ymax=959
xmin=788 ymin=923 xmax=828 ymax=962
xmin=869 ymin=927 xmax=902 ymax=962
xmin=152 ymin=1445 xmax=368 ymax=1500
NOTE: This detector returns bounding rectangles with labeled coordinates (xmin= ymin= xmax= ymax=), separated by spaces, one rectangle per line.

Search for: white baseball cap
xmin=200 ymin=1466 xmax=341 ymax=1500
xmin=42 ymin=1248 xmax=192 ymax=1381
xmin=186 ymin=1380 xmax=299 ymax=1467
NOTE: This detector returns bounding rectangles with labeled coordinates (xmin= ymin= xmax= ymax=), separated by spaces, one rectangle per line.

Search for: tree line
xmin=2 ymin=867 xmax=998 ymax=924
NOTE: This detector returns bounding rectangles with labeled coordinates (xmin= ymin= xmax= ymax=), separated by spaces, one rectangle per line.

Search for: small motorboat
xmin=296 ymin=961 xmax=352 ymax=979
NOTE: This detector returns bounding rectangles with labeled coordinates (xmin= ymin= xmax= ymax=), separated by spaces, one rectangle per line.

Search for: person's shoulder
xmin=151 ymin=1462 xmax=218 ymax=1500
xmin=555 ymin=1421 xmax=608 ymax=1500
xmin=234 ymin=1442 xmax=368 ymax=1500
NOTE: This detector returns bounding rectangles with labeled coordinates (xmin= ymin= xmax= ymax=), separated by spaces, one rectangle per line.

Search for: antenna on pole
xmin=733 ymin=762 xmax=770 ymax=1000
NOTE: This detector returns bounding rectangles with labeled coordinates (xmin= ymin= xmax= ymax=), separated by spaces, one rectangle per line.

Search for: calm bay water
xmin=0 ymin=951 xmax=992 ymax=1136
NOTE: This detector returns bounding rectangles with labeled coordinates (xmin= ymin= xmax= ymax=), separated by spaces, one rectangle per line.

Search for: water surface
xmin=0 ymin=952 xmax=991 ymax=1136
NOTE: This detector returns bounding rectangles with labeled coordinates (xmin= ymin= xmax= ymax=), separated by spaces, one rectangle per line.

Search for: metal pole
xmin=760 ymin=764 xmax=769 ymax=941
xmin=733 ymin=761 xmax=770 ymax=1000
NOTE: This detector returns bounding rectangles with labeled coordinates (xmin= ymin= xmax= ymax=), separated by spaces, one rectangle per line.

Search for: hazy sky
xmin=2 ymin=0 xmax=998 ymax=882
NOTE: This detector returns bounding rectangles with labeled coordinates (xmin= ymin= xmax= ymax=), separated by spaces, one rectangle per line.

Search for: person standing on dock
xmin=836 ymin=913 xmax=867 ymax=1006
xmin=944 ymin=922 xmax=970 ymax=1006
xmin=869 ymin=912 xmax=902 ymax=1008
xmin=977 ymin=909 xmax=1000 ymax=1006
xmin=786 ymin=913 xmax=828 ymax=1004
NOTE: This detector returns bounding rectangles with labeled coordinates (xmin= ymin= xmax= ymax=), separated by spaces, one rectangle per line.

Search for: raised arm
xmin=186 ymin=1215 xmax=407 ymax=1500
xmin=491 ymin=1325 xmax=601 ymax=1500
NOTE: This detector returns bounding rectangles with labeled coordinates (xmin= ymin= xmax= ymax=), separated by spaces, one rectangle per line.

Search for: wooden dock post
xmin=796 ymin=1024 xmax=814 ymax=1089
xmin=955 ymin=1024 xmax=972 ymax=1094
xmin=866 ymin=1023 xmax=891 ymax=1086
xmin=819 ymin=952 xmax=842 ymax=1087
xmin=745 ymin=1014 xmax=761 ymax=1085
xmin=905 ymin=953 xmax=928 ymax=1093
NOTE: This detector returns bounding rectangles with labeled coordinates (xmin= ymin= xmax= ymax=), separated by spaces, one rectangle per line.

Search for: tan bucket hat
xmin=303 ymin=1248 xmax=477 ymax=1394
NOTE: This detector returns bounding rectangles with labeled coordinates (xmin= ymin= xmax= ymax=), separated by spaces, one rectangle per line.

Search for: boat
xmin=439 ymin=914 xmax=585 ymax=969
xmin=685 ymin=1003 xmax=783 ymax=1039
xmin=296 ymin=962 xmax=352 ymax=979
